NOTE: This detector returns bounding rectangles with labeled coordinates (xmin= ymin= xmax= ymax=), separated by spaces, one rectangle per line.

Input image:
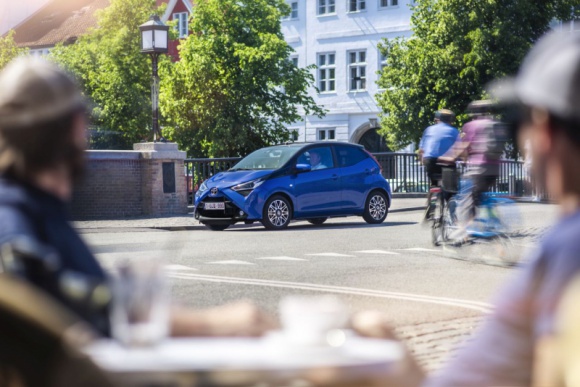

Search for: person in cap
xmin=0 ymin=57 xmax=275 ymax=338
xmin=351 ymin=27 xmax=580 ymax=387
xmin=418 ymin=109 xmax=460 ymax=187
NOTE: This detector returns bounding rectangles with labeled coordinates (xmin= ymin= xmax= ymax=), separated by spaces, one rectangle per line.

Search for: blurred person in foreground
xmin=0 ymin=57 xmax=274 ymax=338
xmin=353 ymin=28 xmax=580 ymax=386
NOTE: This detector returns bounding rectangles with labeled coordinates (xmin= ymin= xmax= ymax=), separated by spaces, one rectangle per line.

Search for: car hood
xmin=205 ymin=169 xmax=273 ymax=188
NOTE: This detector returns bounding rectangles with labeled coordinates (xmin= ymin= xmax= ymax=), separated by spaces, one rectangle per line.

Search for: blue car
xmin=194 ymin=142 xmax=391 ymax=230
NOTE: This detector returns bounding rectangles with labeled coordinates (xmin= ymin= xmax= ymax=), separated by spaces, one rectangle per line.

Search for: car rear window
xmin=335 ymin=146 xmax=368 ymax=167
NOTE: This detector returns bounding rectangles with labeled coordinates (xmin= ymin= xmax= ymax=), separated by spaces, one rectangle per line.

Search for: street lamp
xmin=139 ymin=15 xmax=169 ymax=142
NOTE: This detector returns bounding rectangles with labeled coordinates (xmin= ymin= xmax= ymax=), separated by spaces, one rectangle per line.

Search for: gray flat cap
xmin=491 ymin=28 xmax=580 ymax=123
xmin=0 ymin=57 xmax=85 ymax=129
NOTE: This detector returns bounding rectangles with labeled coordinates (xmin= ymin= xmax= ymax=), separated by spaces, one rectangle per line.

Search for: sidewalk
xmin=73 ymin=197 xmax=427 ymax=231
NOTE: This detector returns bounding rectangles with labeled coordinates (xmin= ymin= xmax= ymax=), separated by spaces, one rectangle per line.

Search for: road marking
xmin=305 ymin=253 xmax=356 ymax=257
xmin=354 ymin=250 xmax=400 ymax=255
xmin=206 ymin=260 xmax=255 ymax=265
xmin=170 ymin=273 xmax=494 ymax=313
xmin=399 ymin=248 xmax=440 ymax=252
xmin=256 ymin=256 xmax=308 ymax=261
xmin=165 ymin=264 xmax=198 ymax=271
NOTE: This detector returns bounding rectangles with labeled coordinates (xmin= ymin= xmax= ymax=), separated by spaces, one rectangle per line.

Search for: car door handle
xmin=331 ymin=174 xmax=339 ymax=180
xmin=365 ymin=169 xmax=372 ymax=175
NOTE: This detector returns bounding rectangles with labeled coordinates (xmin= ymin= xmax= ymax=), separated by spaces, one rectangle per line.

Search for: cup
xmin=279 ymin=295 xmax=349 ymax=346
xmin=110 ymin=260 xmax=170 ymax=346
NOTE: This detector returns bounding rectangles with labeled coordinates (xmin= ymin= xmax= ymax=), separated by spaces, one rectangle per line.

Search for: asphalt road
xmin=81 ymin=202 xmax=558 ymax=329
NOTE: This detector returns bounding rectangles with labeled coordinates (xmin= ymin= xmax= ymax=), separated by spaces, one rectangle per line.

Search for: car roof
xmin=269 ymin=141 xmax=365 ymax=150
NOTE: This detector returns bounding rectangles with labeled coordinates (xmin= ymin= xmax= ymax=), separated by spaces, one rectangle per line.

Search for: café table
xmin=84 ymin=330 xmax=404 ymax=387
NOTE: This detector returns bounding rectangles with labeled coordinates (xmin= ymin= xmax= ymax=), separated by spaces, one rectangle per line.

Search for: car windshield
xmin=230 ymin=146 xmax=301 ymax=170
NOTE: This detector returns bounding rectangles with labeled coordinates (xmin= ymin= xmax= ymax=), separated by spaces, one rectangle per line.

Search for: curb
xmin=74 ymin=205 xmax=427 ymax=233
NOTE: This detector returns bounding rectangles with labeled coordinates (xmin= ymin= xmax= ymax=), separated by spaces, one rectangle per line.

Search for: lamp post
xmin=139 ymin=15 xmax=169 ymax=142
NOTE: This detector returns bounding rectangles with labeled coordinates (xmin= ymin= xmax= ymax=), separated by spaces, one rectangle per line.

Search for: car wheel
xmin=204 ymin=224 xmax=230 ymax=231
xmin=363 ymin=190 xmax=388 ymax=224
xmin=262 ymin=195 xmax=291 ymax=230
xmin=307 ymin=217 xmax=328 ymax=225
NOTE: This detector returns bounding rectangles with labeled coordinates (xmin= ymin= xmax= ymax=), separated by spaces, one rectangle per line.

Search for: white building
xmin=281 ymin=0 xmax=414 ymax=152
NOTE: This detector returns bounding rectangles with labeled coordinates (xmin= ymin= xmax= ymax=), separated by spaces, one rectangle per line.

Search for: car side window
xmin=298 ymin=147 xmax=334 ymax=171
xmin=336 ymin=146 xmax=367 ymax=167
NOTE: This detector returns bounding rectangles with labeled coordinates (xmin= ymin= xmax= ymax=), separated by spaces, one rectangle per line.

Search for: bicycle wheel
xmin=431 ymin=193 xmax=446 ymax=246
xmin=485 ymin=197 xmax=520 ymax=234
xmin=468 ymin=234 xmax=519 ymax=266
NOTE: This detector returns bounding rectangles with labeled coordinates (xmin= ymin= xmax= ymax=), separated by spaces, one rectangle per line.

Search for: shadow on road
xmin=228 ymin=221 xmax=418 ymax=232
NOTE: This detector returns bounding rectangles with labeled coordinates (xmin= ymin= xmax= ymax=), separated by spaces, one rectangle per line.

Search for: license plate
xmin=204 ymin=202 xmax=225 ymax=210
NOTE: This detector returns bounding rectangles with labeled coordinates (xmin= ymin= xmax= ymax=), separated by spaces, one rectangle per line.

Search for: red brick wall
xmin=70 ymin=150 xmax=188 ymax=220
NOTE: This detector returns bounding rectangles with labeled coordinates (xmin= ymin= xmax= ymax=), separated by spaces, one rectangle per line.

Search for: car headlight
xmin=231 ymin=179 xmax=265 ymax=196
xmin=195 ymin=181 xmax=209 ymax=197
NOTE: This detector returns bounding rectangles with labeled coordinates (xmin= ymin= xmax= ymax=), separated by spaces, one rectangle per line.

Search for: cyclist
xmin=418 ymin=109 xmax=460 ymax=220
xmin=419 ymin=109 xmax=460 ymax=186
xmin=441 ymin=100 xmax=506 ymax=222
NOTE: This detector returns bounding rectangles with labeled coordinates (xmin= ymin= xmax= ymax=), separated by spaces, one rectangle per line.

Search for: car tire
xmin=307 ymin=217 xmax=328 ymax=225
xmin=262 ymin=195 xmax=292 ymax=230
xmin=204 ymin=224 xmax=230 ymax=231
xmin=363 ymin=190 xmax=388 ymax=224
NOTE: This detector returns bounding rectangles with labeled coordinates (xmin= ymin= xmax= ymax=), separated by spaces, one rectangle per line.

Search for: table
xmin=84 ymin=330 xmax=403 ymax=386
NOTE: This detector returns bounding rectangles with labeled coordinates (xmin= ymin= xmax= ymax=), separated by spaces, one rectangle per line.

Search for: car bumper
xmin=194 ymin=189 xmax=263 ymax=223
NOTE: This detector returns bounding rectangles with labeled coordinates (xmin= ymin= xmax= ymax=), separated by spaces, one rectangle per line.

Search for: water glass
xmin=110 ymin=260 xmax=170 ymax=346
xmin=279 ymin=295 xmax=349 ymax=346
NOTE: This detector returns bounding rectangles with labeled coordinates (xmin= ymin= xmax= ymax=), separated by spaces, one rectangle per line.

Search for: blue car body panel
xmin=194 ymin=143 xmax=391 ymax=226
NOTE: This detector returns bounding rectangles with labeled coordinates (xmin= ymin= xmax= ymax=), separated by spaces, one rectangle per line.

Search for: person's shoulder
xmin=538 ymin=212 xmax=580 ymax=260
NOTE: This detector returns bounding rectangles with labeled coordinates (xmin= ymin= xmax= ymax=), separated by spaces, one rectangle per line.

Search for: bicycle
xmin=425 ymin=165 xmax=459 ymax=247
xmin=444 ymin=176 xmax=521 ymax=266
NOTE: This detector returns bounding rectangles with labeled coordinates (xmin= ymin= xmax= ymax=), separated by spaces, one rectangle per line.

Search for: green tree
xmin=377 ymin=0 xmax=580 ymax=150
xmin=51 ymin=0 xmax=168 ymax=149
xmin=160 ymin=0 xmax=324 ymax=158
xmin=0 ymin=30 xmax=26 ymax=70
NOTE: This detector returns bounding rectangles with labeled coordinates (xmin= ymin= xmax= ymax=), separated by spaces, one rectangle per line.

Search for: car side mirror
xmin=295 ymin=163 xmax=312 ymax=173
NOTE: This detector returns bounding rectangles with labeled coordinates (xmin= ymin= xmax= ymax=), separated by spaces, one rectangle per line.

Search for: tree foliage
xmin=377 ymin=0 xmax=580 ymax=150
xmin=0 ymin=30 xmax=26 ymax=70
xmin=51 ymin=0 xmax=167 ymax=149
xmin=160 ymin=0 xmax=324 ymax=158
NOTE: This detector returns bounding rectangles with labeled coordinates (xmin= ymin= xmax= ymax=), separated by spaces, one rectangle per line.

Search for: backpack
xmin=484 ymin=120 xmax=509 ymax=160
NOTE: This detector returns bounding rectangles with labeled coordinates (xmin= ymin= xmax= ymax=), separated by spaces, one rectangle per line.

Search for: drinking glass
xmin=279 ymin=295 xmax=349 ymax=346
xmin=110 ymin=260 xmax=170 ymax=346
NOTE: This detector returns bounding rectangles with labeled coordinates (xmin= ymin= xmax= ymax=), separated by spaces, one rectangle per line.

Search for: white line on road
xmin=206 ymin=260 xmax=255 ymax=265
xmin=165 ymin=264 xmax=198 ymax=271
xmin=399 ymin=248 xmax=440 ymax=252
xmin=305 ymin=253 xmax=356 ymax=257
xmin=170 ymin=273 xmax=494 ymax=313
xmin=354 ymin=250 xmax=401 ymax=255
xmin=256 ymin=256 xmax=308 ymax=261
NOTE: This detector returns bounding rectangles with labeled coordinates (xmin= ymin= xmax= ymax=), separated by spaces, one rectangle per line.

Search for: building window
xmin=29 ymin=48 xmax=50 ymax=57
xmin=349 ymin=0 xmax=366 ymax=12
xmin=318 ymin=53 xmax=336 ymax=93
xmin=318 ymin=129 xmax=336 ymax=140
xmin=379 ymin=0 xmax=399 ymax=8
xmin=380 ymin=52 xmax=388 ymax=71
xmin=380 ymin=0 xmax=398 ymax=7
xmin=283 ymin=2 xmax=299 ymax=19
xmin=174 ymin=12 xmax=188 ymax=38
xmin=289 ymin=129 xmax=299 ymax=141
xmin=291 ymin=56 xmax=298 ymax=67
xmin=318 ymin=0 xmax=336 ymax=15
xmin=348 ymin=50 xmax=366 ymax=91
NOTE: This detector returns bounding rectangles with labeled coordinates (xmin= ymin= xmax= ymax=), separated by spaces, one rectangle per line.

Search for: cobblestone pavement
xmin=396 ymin=316 xmax=483 ymax=373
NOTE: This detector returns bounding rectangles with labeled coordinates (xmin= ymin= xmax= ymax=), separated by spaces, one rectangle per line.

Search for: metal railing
xmin=184 ymin=153 xmax=544 ymax=205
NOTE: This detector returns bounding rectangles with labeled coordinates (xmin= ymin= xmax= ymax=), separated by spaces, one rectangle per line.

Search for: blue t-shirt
xmin=419 ymin=123 xmax=459 ymax=159
xmin=426 ymin=210 xmax=580 ymax=386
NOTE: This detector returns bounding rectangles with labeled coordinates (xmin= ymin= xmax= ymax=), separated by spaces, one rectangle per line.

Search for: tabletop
xmin=84 ymin=330 xmax=403 ymax=386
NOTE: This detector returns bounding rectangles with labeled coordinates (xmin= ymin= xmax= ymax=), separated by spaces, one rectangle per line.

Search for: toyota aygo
xmin=194 ymin=142 xmax=391 ymax=230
